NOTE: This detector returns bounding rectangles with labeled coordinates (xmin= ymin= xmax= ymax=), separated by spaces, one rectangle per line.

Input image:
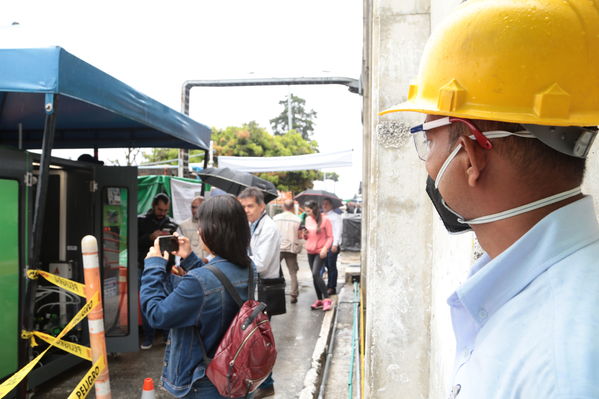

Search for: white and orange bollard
xmin=81 ymin=235 xmax=112 ymax=399
xmin=141 ymin=378 xmax=156 ymax=399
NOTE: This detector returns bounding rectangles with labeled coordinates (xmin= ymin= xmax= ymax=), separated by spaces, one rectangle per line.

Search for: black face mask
xmin=425 ymin=176 xmax=471 ymax=234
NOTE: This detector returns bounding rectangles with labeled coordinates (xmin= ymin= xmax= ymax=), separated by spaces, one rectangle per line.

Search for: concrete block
xmin=345 ymin=264 xmax=361 ymax=284
xmin=298 ymin=296 xmax=338 ymax=398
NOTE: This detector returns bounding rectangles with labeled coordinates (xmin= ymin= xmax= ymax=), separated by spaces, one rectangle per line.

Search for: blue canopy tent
xmin=0 ymin=47 xmax=211 ymax=396
xmin=0 ymin=47 xmax=211 ymax=150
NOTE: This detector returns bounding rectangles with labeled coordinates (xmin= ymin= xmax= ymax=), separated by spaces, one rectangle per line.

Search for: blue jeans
xmin=324 ymin=249 xmax=339 ymax=290
xmin=182 ymin=377 xmax=253 ymax=399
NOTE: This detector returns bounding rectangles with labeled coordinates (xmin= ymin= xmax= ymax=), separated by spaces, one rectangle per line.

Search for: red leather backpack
xmin=200 ymin=265 xmax=277 ymax=398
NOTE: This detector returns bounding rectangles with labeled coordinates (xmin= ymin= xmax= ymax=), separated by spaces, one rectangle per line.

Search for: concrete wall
xmin=363 ymin=0 xmax=472 ymax=398
xmin=365 ymin=1 xmax=599 ymax=398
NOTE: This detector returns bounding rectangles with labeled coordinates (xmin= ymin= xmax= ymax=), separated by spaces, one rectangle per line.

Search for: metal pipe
xmin=182 ymin=77 xmax=362 ymax=95
xmin=18 ymin=123 xmax=22 ymax=150
xmin=287 ymin=90 xmax=293 ymax=131
xmin=200 ymin=149 xmax=209 ymax=196
xmin=19 ymin=93 xmax=58 ymax=398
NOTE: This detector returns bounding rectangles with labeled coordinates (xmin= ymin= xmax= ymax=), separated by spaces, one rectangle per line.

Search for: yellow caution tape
xmin=0 ymin=291 xmax=99 ymax=398
xmin=67 ymin=356 xmax=105 ymax=399
xmin=27 ymin=269 xmax=87 ymax=298
xmin=24 ymin=331 xmax=92 ymax=361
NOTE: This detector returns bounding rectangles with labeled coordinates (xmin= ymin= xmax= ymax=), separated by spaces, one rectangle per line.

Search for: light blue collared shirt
xmin=448 ymin=196 xmax=599 ymax=399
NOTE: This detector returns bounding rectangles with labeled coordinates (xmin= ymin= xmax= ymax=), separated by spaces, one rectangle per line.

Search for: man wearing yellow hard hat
xmin=381 ymin=0 xmax=599 ymax=398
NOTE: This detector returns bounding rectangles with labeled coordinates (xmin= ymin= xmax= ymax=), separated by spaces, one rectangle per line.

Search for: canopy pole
xmin=200 ymin=149 xmax=209 ymax=196
xmin=19 ymin=94 xmax=58 ymax=398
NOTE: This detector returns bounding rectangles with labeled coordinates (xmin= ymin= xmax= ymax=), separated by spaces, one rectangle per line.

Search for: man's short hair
xmin=238 ymin=187 xmax=265 ymax=205
xmin=283 ymin=199 xmax=294 ymax=211
xmin=152 ymin=193 xmax=170 ymax=206
xmin=449 ymin=119 xmax=586 ymax=187
xmin=192 ymin=195 xmax=204 ymax=203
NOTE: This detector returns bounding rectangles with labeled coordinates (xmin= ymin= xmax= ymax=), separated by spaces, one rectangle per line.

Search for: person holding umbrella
xmin=303 ymin=200 xmax=334 ymax=311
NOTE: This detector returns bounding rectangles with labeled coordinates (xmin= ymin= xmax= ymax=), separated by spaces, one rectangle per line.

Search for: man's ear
xmin=459 ymin=136 xmax=488 ymax=187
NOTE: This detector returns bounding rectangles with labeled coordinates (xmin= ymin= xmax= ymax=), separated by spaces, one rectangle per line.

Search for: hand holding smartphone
xmin=158 ymin=235 xmax=179 ymax=253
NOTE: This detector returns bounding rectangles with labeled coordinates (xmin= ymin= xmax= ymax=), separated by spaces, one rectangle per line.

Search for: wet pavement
xmin=30 ymin=250 xmax=358 ymax=398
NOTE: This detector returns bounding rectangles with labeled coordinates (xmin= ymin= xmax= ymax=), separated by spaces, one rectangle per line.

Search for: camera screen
xmin=159 ymin=235 xmax=179 ymax=253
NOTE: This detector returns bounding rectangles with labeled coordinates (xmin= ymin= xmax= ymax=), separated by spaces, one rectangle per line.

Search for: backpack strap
xmin=198 ymin=263 xmax=255 ymax=365
xmin=205 ymin=265 xmax=244 ymax=307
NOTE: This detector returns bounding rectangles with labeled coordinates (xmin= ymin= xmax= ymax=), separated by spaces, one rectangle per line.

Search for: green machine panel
xmin=0 ymin=179 xmax=19 ymax=378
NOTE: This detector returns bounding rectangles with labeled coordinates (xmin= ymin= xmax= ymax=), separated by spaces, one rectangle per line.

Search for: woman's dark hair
xmin=305 ymin=200 xmax=322 ymax=228
xmin=197 ymin=195 xmax=252 ymax=269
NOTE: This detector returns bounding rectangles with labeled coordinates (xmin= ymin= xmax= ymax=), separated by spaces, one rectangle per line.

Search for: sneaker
xmin=253 ymin=385 xmax=275 ymax=399
xmin=140 ymin=338 xmax=153 ymax=350
xmin=322 ymin=298 xmax=333 ymax=311
xmin=310 ymin=299 xmax=323 ymax=310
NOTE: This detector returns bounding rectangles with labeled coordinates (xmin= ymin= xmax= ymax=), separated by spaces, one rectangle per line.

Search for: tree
xmin=270 ymin=94 xmax=317 ymax=140
xmin=213 ymin=121 xmax=323 ymax=193
xmin=142 ymin=148 xmax=205 ymax=166
xmin=110 ymin=147 xmax=143 ymax=166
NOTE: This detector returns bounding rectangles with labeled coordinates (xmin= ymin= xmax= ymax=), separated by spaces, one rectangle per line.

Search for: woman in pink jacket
xmin=303 ymin=201 xmax=334 ymax=311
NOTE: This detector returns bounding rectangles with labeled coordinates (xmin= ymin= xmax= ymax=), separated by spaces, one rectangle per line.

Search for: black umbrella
xmin=198 ymin=167 xmax=279 ymax=203
xmin=294 ymin=189 xmax=343 ymax=209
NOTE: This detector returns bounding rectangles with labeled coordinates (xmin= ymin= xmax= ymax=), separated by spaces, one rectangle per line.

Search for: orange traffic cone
xmin=141 ymin=378 xmax=156 ymax=399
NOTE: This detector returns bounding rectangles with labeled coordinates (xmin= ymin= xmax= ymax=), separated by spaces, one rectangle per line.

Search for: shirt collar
xmin=250 ymin=212 xmax=267 ymax=234
xmin=450 ymin=196 xmax=599 ymax=327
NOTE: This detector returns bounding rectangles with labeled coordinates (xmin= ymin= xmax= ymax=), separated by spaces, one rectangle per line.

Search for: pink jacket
xmin=304 ymin=214 xmax=333 ymax=254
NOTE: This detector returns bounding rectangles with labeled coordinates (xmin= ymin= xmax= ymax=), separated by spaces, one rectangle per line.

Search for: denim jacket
xmin=141 ymin=252 xmax=253 ymax=398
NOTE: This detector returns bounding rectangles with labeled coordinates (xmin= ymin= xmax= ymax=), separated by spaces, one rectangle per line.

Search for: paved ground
xmin=31 ymin=250 xmax=357 ymax=399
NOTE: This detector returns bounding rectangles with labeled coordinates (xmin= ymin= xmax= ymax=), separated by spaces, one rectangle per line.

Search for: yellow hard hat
xmin=382 ymin=0 xmax=599 ymax=127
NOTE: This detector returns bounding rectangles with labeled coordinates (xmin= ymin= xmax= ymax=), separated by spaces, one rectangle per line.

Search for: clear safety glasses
xmin=409 ymin=117 xmax=534 ymax=160
xmin=410 ymin=117 xmax=493 ymax=161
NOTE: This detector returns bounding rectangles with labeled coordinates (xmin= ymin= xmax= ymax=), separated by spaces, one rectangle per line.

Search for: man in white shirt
xmin=322 ymin=198 xmax=342 ymax=295
xmin=238 ymin=188 xmax=281 ymax=279
xmin=273 ymin=199 xmax=303 ymax=303
xmin=238 ymin=187 xmax=280 ymax=399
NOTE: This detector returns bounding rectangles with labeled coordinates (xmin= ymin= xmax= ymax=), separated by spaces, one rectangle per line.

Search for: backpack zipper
xmin=229 ymin=320 xmax=269 ymax=367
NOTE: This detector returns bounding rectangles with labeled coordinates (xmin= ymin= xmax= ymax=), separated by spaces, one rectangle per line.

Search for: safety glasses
xmin=410 ymin=117 xmax=493 ymax=160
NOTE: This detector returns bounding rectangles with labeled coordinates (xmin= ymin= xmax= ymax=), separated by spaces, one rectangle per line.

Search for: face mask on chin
xmin=426 ymin=140 xmax=583 ymax=234
xmin=426 ymin=175 xmax=472 ymax=233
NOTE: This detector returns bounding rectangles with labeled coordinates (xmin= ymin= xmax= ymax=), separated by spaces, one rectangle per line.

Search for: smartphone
xmin=158 ymin=235 xmax=179 ymax=253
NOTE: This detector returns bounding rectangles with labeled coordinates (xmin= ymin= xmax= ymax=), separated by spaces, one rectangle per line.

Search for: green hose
xmin=348 ymin=281 xmax=360 ymax=398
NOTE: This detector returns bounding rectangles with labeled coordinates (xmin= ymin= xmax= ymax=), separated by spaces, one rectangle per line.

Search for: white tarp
xmin=170 ymin=178 xmax=204 ymax=223
xmin=217 ymin=149 xmax=353 ymax=172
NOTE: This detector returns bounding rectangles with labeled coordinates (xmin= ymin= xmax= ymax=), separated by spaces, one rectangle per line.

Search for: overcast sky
xmin=1 ymin=1 xmax=363 ymax=198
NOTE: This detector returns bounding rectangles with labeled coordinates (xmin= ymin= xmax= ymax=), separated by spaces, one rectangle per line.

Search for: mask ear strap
xmin=434 ymin=144 xmax=463 ymax=189
xmin=461 ymin=187 xmax=582 ymax=224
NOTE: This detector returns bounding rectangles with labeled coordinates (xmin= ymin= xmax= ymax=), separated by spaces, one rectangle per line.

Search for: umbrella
xmin=198 ymin=167 xmax=279 ymax=203
xmin=294 ymin=189 xmax=343 ymax=209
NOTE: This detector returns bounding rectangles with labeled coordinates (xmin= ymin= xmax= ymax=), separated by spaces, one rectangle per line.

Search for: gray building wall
xmin=363 ymin=1 xmax=472 ymax=398
xmin=364 ymin=0 xmax=599 ymax=398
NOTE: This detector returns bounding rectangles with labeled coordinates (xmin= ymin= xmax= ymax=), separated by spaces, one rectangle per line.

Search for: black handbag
xmin=258 ymin=268 xmax=286 ymax=316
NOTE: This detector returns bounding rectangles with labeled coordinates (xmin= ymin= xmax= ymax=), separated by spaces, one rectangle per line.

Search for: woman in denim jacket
xmin=141 ymin=195 xmax=254 ymax=398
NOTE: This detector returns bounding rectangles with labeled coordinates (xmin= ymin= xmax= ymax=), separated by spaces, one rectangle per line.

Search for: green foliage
xmin=143 ymin=148 xmax=205 ymax=165
xmin=213 ymin=122 xmax=322 ymax=193
xmin=270 ymin=94 xmax=318 ymax=140
xmin=324 ymin=172 xmax=340 ymax=182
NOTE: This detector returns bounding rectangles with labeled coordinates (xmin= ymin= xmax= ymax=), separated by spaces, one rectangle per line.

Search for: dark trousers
xmin=308 ymin=254 xmax=329 ymax=300
xmin=324 ymin=249 xmax=339 ymax=290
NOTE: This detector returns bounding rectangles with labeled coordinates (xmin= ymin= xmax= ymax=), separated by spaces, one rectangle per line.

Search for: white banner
xmin=170 ymin=178 xmax=204 ymax=223
xmin=217 ymin=149 xmax=353 ymax=172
